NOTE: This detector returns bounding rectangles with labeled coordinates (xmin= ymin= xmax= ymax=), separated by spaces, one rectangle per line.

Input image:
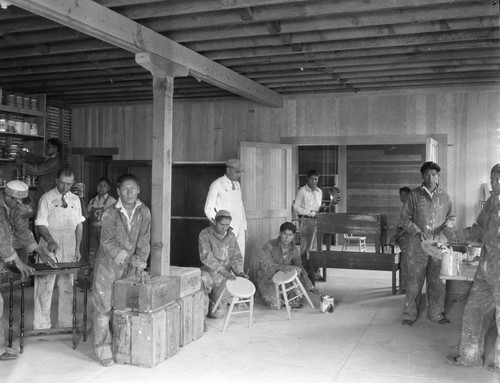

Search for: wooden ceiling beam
xmin=222 ymin=46 xmax=500 ymax=67
xmin=238 ymin=56 xmax=500 ymax=76
xmin=117 ymin=0 xmax=489 ymax=23
xmin=185 ymin=19 xmax=499 ymax=52
xmin=9 ymin=0 xmax=283 ymax=108
xmin=204 ymin=29 xmax=500 ymax=60
xmin=165 ymin=8 xmax=497 ymax=43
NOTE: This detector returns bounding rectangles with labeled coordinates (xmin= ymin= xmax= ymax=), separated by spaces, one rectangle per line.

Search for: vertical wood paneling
xmin=72 ymin=89 xmax=499 ymax=228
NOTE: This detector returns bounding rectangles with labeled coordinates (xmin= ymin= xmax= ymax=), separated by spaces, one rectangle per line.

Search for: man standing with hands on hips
xmin=294 ymin=169 xmax=323 ymax=272
xmin=204 ymin=159 xmax=247 ymax=262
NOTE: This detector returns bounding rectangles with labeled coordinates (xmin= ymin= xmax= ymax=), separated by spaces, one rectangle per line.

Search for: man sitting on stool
xmin=199 ymin=210 xmax=248 ymax=320
xmin=257 ymin=221 xmax=320 ymax=309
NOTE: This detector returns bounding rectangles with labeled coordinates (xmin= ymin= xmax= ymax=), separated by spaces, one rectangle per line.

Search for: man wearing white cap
xmin=204 ymin=159 xmax=247 ymax=262
xmin=34 ymin=168 xmax=85 ymax=330
xmin=0 ymin=180 xmax=52 ymax=361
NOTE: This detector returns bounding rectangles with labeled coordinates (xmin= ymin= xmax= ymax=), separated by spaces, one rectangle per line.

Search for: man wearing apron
xmin=34 ymin=168 xmax=85 ymax=330
xmin=204 ymin=159 xmax=247 ymax=262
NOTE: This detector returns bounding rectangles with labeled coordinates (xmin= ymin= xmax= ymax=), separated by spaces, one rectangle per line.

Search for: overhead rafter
xmin=8 ymin=0 xmax=283 ymax=108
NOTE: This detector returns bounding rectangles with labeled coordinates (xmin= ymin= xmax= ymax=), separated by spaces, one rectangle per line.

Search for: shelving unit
xmin=0 ymin=93 xmax=46 ymax=182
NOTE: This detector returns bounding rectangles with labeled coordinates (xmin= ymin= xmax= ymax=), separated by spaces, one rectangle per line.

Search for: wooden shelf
xmin=0 ymin=132 xmax=44 ymax=141
xmin=0 ymin=104 xmax=45 ymax=117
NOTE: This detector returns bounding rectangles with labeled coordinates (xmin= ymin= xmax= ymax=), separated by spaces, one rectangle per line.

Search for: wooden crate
xmin=169 ymin=266 xmax=201 ymax=297
xmin=177 ymin=289 xmax=204 ymax=346
xmin=113 ymin=275 xmax=179 ymax=312
xmin=112 ymin=302 xmax=180 ymax=368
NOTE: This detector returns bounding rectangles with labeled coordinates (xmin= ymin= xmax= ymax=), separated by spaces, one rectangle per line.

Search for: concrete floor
xmin=1 ymin=269 xmax=498 ymax=383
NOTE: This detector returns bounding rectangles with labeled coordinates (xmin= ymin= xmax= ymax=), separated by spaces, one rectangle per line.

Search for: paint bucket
xmin=441 ymin=251 xmax=462 ymax=276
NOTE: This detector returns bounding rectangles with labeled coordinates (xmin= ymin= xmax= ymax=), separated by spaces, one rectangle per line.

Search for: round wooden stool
xmin=272 ymin=269 xmax=314 ymax=320
xmin=211 ymin=276 xmax=255 ymax=332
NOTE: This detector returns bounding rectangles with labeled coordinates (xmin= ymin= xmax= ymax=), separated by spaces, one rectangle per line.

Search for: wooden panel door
xmin=239 ymin=141 xmax=294 ymax=282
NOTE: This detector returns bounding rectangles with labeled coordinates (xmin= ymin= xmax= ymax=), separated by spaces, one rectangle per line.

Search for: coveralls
xmin=87 ymin=193 xmax=116 ymax=272
xmin=92 ymin=199 xmax=151 ymax=362
xmin=34 ymin=188 xmax=84 ymax=329
xmin=0 ymin=194 xmax=37 ymax=354
xmin=20 ymin=152 xmax=63 ymax=202
xmin=400 ymin=184 xmax=455 ymax=322
xmin=453 ymin=193 xmax=500 ymax=367
xmin=257 ymin=238 xmax=314 ymax=309
xmin=293 ymin=184 xmax=322 ymax=265
xmin=204 ymin=175 xmax=247 ymax=261
xmin=199 ymin=225 xmax=243 ymax=319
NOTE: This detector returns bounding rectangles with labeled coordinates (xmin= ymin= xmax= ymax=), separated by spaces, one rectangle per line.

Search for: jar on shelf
xmin=0 ymin=119 xmax=6 ymax=132
xmin=30 ymin=123 xmax=38 ymax=135
xmin=15 ymin=96 xmax=22 ymax=108
xmin=22 ymin=122 xmax=30 ymax=134
xmin=14 ymin=121 xmax=22 ymax=134
xmin=6 ymin=94 xmax=15 ymax=107
xmin=23 ymin=97 xmax=30 ymax=109
xmin=30 ymin=98 xmax=38 ymax=110
xmin=6 ymin=120 xmax=15 ymax=132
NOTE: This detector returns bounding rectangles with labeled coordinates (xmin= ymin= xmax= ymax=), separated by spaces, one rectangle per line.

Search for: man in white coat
xmin=204 ymin=159 xmax=247 ymax=262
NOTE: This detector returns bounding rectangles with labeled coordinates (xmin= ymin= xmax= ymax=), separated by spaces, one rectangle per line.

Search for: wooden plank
xmin=178 ymin=294 xmax=194 ymax=347
xmin=309 ymin=250 xmax=396 ymax=270
xmin=112 ymin=310 xmax=132 ymax=364
xmin=192 ymin=289 xmax=204 ymax=341
xmin=113 ymin=276 xmax=179 ymax=312
xmin=165 ymin=302 xmax=181 ymax=358
xmin=130 ymin=310 xmax=167 ymax=368
xmin=168 ymin=266 xmax=201 ymax=297
xmin=9 ymin=0 xmax=283 ymax=108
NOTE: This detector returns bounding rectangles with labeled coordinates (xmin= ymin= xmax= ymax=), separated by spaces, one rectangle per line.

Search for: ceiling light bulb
xmin=0 ymin=1 xmax=11 ymax=9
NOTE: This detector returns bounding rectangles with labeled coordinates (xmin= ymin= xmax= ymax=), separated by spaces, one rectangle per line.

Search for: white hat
xmin=5 ymin=180 xmax=31 ymax=205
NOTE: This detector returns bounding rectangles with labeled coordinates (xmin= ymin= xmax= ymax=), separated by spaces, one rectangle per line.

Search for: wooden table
xmin=6 ymin=262 xmax=90 ymax=353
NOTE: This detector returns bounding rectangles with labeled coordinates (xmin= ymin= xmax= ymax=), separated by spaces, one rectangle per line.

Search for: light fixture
xmin=0 ymin=1 xmax=11 ymax=10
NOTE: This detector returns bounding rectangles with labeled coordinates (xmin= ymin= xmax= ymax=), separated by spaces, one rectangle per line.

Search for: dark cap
xmin=491 ymin=163 xmax=500 ymax=175
xmin=420 ymin=161 xmax=441 ymax=174
xmin=215 ymin=209 xmax=232 ymax=219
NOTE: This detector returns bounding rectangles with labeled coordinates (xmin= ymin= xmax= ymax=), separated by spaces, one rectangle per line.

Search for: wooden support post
xmin=136 ymin=52 xmax=188 ymax=276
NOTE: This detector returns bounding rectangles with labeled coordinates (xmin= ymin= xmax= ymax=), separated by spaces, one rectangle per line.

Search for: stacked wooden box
xmin=111 ymin=267 xmax=204 ymax=367
xmin=169 ymin=266 xmax=204 ymax=347
xmin=112 ymin=275 xmax=180 ymax=368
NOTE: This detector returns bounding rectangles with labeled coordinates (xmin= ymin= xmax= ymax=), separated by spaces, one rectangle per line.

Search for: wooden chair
xmin=342 ymin=233 xmax=367 ymax=252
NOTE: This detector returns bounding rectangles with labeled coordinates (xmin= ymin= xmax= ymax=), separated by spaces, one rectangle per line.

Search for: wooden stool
xmin=272 ymin=270 xmax=314 ymax=320
xmin=211 ymin=276 xmax=255 ymax=332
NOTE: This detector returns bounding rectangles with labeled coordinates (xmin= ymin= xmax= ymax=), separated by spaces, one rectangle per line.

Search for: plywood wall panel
xmin=72 ymin=89 xmax=499 ymax=228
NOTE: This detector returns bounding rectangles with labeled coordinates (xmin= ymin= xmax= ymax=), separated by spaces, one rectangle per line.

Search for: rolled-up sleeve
xmin=35 ymin=194 xmax=50 ymax=227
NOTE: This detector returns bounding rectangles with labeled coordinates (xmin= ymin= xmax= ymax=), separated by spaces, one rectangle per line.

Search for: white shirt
xmin=293 ymin=184 xmax=322 ymax=216
xmin=35 ymin=188 xmax=85 ymax=228
xmin=115 ymin=198 xmax=142 ymax=231
xmin=204 ymin=175 xmax=247 ymax=233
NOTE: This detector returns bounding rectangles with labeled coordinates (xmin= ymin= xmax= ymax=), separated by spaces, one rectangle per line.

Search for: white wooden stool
xmin=272 ymin=269 xmax=314 ymax=320
xmin=211 ymin=276 xmax=255 ymax=332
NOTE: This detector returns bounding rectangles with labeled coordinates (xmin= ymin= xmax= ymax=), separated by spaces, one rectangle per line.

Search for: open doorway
xmin=298 ymin=143 xmax=426 ymax=240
